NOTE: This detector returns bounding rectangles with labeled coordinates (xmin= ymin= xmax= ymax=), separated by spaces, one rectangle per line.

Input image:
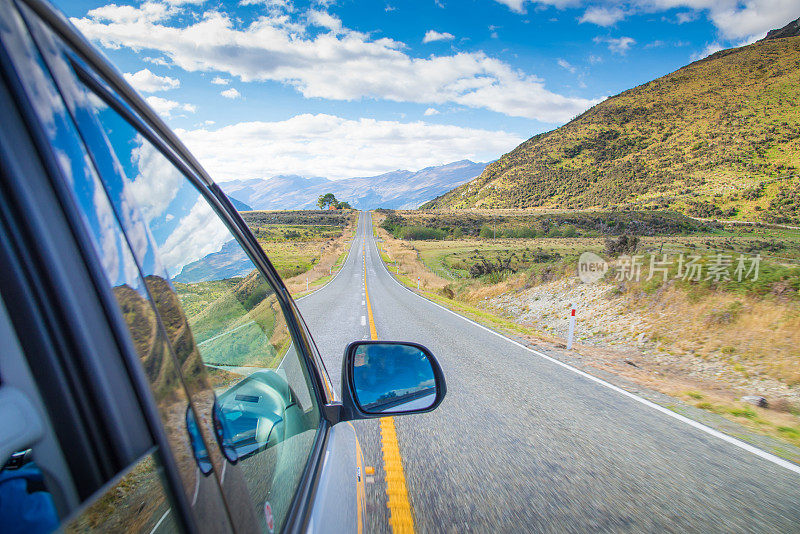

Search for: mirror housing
xmin=331 ymin=341 xmax=446 ymax=422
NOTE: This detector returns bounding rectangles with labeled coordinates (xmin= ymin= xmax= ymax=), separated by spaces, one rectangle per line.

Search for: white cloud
xmin=175 ymin=113 xmax=525 ymax=181
xmin=495 ymin=0 xmax=799 ymax=43
xmin=493 ymin=0 xmax=583 ymax=14
xmin=240 ymin=0 xmax=294 ymax=8
xmin=129 ymin=136 xmax=184 ymax=221
xmin=594 ymin=36 xmax=635 ymax=54
xmin=160 ymin=197 xmax=232 ymax=277
xmin=690 ymin=41 xmax=723 ymax=60
xmin=494 ymin=0 xmax=526 ymax=12
xmin=145 ymin=96 xmax=197 ymax=117
xmin=84 ymin=2 xmax=175 ymax=24
xmin=423 ymin=30 xmax=455 ymax=43
xmin=557 ymin=58 xmax=576 ymax=73
xmin=123 ymin=68 xmax=180 ymax=92
xmin=579 ymin=6 xmax=627 ymax=26
xmin=221 ymin=88 xmax=242 ymax=99
xmin=649 ymin=0 xmax=799 ymax=40
xmin=211 ymin=76 xmax=230 ymax=85
xmin=143 ymin=56 xmax=170 ymax=66
xmin=306 ymin=10 xmax=343 ymax=32
xmin=72 ymin=4 xmax=599 ymax=122
xmin=423 ymin=107 xmax=439 ymax=115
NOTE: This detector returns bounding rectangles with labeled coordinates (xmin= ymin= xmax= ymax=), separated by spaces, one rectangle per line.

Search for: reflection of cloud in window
xmin=86 ymin=91 xmax=109 ymax=111
xmin=129 ymin=136 xmax=183 ymax=221
xmin=160 ymin=197 xmax=231 ymax=277
xmin=93 ymin=173 xmax=121 ymax=283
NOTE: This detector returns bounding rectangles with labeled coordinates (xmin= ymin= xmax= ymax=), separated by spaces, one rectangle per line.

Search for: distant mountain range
xmin=220 ymin=160 xmax=487 ymax=211
xmin=425 ymin=17 xmax=800 ymax=225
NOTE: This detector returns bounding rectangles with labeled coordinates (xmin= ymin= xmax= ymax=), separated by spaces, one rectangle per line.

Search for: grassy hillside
xmin=425 ymin=32 xmax=800 ymax=224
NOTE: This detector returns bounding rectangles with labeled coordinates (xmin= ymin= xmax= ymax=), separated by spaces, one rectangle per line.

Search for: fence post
xmin=567 ymin=305 xmax=576 ymax=350
xmin=306 ymin=278 xmax=309 ymax=291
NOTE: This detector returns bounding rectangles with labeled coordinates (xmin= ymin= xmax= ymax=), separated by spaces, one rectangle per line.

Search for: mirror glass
xmin=352 ymin=343 xmax=437 ymax=414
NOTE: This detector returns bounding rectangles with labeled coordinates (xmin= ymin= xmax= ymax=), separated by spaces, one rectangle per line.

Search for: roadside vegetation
xmin=241 ymin=210 xmax=356 ymax=296
xmin=373 ymin=208 xmax=800 ymax=452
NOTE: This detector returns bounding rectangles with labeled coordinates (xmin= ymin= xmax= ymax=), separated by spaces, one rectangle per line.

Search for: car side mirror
xmin=336 ymin=341 xmax=446 ymax=421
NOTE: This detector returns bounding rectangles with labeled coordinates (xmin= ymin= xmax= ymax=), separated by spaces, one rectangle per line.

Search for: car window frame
xmin=67 ymin=69 xmax=336 ymax=533
xmin=0 ymin=7 xmax=197 ymax=529
xmin=69 ymin=54 xmax=332 ymax=413
xmin=17 ymin=18 xmax=339 ymax=533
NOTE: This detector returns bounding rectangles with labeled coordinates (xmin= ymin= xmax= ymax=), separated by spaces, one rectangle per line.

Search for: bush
xmin=605 ymin=235 xmax=639 ymax=256
xmin=397 ymin=226 xmax=446 ymax=240
xmin=479 ymin=226 xmax=495 ymax=238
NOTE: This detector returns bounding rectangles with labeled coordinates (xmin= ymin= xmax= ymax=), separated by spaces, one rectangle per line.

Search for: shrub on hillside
xmin=605 ymin=235 xmax=640 ymax=256
xmin=398 ymin=226 xmax=446 ymax=240
xmin=479 ymin=225 xmax=495 ymax=238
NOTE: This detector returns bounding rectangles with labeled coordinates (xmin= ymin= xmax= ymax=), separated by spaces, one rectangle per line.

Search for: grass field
xmin=241 ymin=210 xmax=356 ymax=280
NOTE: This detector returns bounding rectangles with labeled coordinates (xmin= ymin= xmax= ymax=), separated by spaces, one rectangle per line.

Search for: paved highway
xmin=298 ymin=211 xmax=800 ymax=533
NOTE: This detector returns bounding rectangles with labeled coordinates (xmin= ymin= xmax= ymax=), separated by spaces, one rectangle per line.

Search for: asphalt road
xmin=297 ymin=211 xmax=800 ymax=533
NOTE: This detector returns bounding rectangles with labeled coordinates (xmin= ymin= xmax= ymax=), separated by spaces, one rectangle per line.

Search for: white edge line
xmin=191 ymin=468 xmax=200 ymax=505
xmin=149 ymin=508 xmax=171 ymax=534
xmin=367 ymin=217 xmax=800 ymax=477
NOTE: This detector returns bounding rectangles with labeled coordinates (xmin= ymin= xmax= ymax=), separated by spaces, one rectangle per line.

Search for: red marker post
xmin=567 ymin=305 xmax=576 ymax=350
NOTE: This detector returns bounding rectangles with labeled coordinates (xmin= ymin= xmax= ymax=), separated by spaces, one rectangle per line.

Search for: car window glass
xmin=64 ymin=453 xmax=178 ymax=534
xmin=81 ymin=89 xmax=322 ymax=533
xmin=0 ymin=6 xmax=223 ymax=531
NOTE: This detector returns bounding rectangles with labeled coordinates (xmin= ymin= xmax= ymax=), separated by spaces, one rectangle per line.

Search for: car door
xmin=12 ymin=5 xmax=342 ymax=533
xmin=0 ymin=3 xmax=200 ymax=532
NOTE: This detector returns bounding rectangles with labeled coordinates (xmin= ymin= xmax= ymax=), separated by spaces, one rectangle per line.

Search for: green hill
xmin=424 ymin=21 xmax=800 ymax=225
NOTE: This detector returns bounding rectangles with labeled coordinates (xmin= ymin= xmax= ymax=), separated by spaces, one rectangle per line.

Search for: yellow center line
xmin=363 ymin=251 xmax=415 ymax=534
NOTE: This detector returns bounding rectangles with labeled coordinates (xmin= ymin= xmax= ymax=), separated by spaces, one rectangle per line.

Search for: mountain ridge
xmin=424 ymin=24 xmax=800 ymax=225
xmin=221 ymin=159 xmax=488 ymax=210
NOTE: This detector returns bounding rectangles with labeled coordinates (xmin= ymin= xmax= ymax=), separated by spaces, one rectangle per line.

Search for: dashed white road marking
xmin=191 ymin=469 xmax=200 ymax=506
xmin=361 ymin=315 xmax=366 ymax=326
xmin=149 ymin=509 xmax=171 ymax=534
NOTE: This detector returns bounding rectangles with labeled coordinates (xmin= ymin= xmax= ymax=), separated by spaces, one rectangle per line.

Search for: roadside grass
xmin=377 ymin=244 xmax=544 ymax=339
xmin=173 ymin=278 xmax=241 ymax=318
xmin=675 ymin=391 xmax=800 ymax=449
xmin=371 ymin=209 xmax=800 ymax=452
xmin=241 ymin=210 xmax=357 ymax=297
xmin=286 ymin=236 xmax=354 ymax=299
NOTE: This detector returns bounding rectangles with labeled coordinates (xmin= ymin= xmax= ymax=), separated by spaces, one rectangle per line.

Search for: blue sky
xmin=55 ymin=0 xmax=799 ymax=181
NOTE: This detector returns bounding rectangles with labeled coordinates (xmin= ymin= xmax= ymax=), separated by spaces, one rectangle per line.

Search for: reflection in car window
xmin=65 ymin=454 xmax=177 ymax=534
xmin=82 ymin=91 xmax=322 ymax=533
xmin=0 ymin=7 xmax=217 ymax=529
